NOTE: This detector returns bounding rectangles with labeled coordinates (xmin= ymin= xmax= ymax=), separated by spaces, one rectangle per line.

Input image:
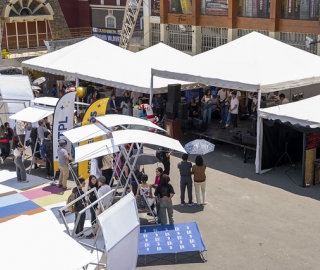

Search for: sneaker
xmin=63 ymin=187 xmax=70 ymax=191
xmin=180 ymin=204 xmax=185 ymax=207
xmin=77 ymin=234 xmax=85 ymax=238
xmin=0 ymin=157 xmax=3 ymax=164
xmin=85 ymin=233 xmax=95 ymax=239
xmin=46 ymin=175 xmax=51 ymax=179
xmin=20 ymin=180 xmax=29 ymax=183
xmin=58 ymin=184 xmax=63 ymax=188
xmin=188 ymin=203 xmax=194 ymax=207
xmin=219 ymin=120 xmax=223 ymax=123
xmin=225 ymin=124 xmax=229 ymax=127
xmin=203 ymin=202 xmax=208 ymax=205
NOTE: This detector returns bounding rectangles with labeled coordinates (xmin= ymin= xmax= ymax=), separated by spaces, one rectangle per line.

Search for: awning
xmin=74 ymin=138 xmax=119 ymax=163
xmin=32 ymin=97 xmax=89 ymax=107
xmin=9 ymin=105 xmax=54 ymax=122
xmin=0 ymin=75 xmax=34 ymax=101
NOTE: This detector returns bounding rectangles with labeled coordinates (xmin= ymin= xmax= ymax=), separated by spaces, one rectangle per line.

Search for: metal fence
xmin=238 ymin=29 xmax=269 ymax=38
xmin=168 ymin=24 xmax=192 ymax=52
xmin=151 ymin=23 xmax=160 ymax=46
xmin=201 ymin=27 xmax=228 ymax=52
xmin=280 ymin=32 xmax=317 ymax=55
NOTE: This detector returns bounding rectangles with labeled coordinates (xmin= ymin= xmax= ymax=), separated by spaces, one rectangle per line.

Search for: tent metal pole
xmin=255 ymin=90 xmax=262 ymax=173
xmin=301 ymin=132 xmax=306 ymax=187
xmin=149 ymin=73 xmax=154 ymax=105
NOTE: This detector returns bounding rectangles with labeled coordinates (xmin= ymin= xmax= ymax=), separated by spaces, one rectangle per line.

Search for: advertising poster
xmin=78 ymin=98 xmax=109 ymax=179
xmin=151 ymin=0 xmax=160 ymax=16
xmin=238 ymin=0 xmax=270 ymax=17
xmin=52 ymin=92 xmax=76 ymax=172
xmin=92 ymin=27 xmax=121 ymax=46
xmin=202 ymin=0 xmax=228 ymax=16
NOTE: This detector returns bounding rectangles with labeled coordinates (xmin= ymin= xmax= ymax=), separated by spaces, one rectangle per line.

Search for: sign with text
xmin=92 ymin=27 xmax=121 ymax=45
xmin=138 ymin=222 xmax=206 ymax=255
xmin=151 ymin=0 xmax=160 ymax=17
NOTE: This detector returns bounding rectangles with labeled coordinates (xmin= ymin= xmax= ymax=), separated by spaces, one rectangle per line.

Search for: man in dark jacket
xmin=73 ymin=178 xmax=86 ymax=237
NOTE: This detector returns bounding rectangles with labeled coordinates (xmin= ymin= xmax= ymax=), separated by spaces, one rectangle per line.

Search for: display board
xmin=138 ymin=222 xmax=206 ymax=255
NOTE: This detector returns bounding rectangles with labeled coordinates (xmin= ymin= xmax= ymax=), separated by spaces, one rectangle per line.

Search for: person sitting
xmin=188 ymin=97 xmax=200 ymax=118
xmin=279 ymin=93 xmax=289 ymax=104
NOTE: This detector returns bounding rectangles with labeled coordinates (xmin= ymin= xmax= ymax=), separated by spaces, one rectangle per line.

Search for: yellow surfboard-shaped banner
xmin=78 ymin=98 xmax=109 ymax=179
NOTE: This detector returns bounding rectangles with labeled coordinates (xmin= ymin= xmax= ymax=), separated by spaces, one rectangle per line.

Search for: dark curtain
xmin=261 ymin=120 xmax=303 ymax=170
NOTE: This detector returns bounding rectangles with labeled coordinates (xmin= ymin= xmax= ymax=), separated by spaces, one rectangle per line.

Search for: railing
xmin=2 ymin=27 xmax=93 ymax=50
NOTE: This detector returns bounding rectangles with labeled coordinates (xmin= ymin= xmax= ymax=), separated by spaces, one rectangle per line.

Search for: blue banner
xmin=92 ymin=27 xmax=121 ymax=45
xmin=138 ymin=222 xmax=206 ymax=255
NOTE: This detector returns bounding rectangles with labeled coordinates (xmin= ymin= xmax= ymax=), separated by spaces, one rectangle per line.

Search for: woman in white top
xmin=90 ymin=157 xmax=102 ymax=178
xmin=136 ymin=174 xmax=155 ymax=207
xmin=201 ymin=89 xmax=214 ymax=124
xmin=12 ymin=135 xmax=28 ymax=183
xmin=120 ymin=97 xmax=131 ymax=116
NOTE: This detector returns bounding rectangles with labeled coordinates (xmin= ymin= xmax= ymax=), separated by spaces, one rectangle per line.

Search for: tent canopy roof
xmin=259 ymin=95 xmax=320 ymax=128
xmin=22 ymin=37 xmax=193 ymax=94
xmin=152 ymin=32 xmax=320 ymax=92
xmin=0 ymin=75 xmax=34 ymax=101
xmin=9 ymin=105 xmax=54 ymax=122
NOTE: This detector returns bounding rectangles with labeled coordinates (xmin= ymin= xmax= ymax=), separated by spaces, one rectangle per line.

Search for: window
xmin=105 ymin=15 xmax=116 ymax=29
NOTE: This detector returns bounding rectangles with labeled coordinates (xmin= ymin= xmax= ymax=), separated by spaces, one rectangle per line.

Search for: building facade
xmin=143 ymin=0 xmax=320 ymax=55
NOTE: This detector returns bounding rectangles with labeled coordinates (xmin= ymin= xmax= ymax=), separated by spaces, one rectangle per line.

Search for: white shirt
xmin=230 ymin=97 xmax=239 ymax=114
xmin=280 ymin=98 xmax=289 ymax=104
xmin=98 ymin=184 xmax=112 ymax=209
xmin=16 ymin=120 xmax=26 ymax=135
xmin=218 ymin=89 xmax=228 ymax=101
xmin=252 ymin=97 xmax=258 ymax=112
xmin=120 ymin=101 xmax=129 ymax=115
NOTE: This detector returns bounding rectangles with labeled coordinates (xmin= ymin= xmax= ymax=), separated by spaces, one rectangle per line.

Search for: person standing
xmin=73 ymin=177 xmax=86 ymax=237
xmin=162 ymin=148 xmax=171 ymax=175
xmin=154 ymin=175 xmax=175 ymax=225
xmin=120 ymin=97 xmax=131 ymax=116
xmin=251 ymin=92 xmax=258 ymax=119
xmin=217 ymin=88 xmax=230 ymax=124
xmin=109 ymin=94 xmax=118 ymax=114
xmin=87 ymin=175 xmax=99 ymax=226
xmin=0 ymin=125 xmax=11 ymax=164
xmin=154 ymin=94 xmax=166 ymax=121
xmin=201 ymin=89 xmax=214 ymax=124
xmin=188 ymin=97 xmax=200 ymax=119
xmin=101 ymin=154 xmax=113 ymax=186
xmin=15 ymin=120 xmax=27 ymax=144
xmin=192 ymin=155 xmax=207 ymax=205
xmin=229 ymin=91 xmax=239 ymax=129
xmin=177 ymin=153 xmax=193 ymax=207
xmin=51 ymin=84 xmax=57 ymax=98
xmin=12 ymin=135 xmax=28 ymax=183
xmin=90 ymin=157 xmax=102 ymax=178
xmin=37 ymin=119 xmax=48 ymax=144
xmin=57 ymin=139 xmax=70 ymax=190
xmin=43 ymin=131 xmax=54 ymax=179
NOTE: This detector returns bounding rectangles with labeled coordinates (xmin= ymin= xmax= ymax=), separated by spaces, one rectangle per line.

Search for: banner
xmin=53 ymin=92 xmax=76 ymax=171
xmin=92 ymin=27 xmax=121 ymax=45
xmin=151 ymin=0 xmax=160 ymax=16
xmin=78 ymin=98 xmax=109 ymax=179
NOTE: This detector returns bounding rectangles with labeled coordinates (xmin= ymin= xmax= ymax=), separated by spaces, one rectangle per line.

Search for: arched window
xmin=105 ymin=15 xmax=116 ymax=29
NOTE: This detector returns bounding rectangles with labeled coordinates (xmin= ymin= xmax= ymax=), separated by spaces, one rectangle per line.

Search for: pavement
xmin=1 ymin=132 xmax=320 ymax=269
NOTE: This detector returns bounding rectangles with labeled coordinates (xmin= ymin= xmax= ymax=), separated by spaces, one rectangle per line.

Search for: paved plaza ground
xmin=1 ymin=133 xmax=320 ymax=269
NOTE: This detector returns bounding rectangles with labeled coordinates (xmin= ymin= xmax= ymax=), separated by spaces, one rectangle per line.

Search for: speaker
xmin=178 ymin=103 xmax=188 ymax=119
xmin=166 ymin=102 xmax=176 ymax=114
xmin=167 ymin=84 xmax=181 ymax=104
xmin=242 ymin=133 xmax=257 ymax=147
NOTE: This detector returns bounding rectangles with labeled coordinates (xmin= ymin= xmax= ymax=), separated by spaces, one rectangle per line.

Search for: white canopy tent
xmin=73 ymin=129 xmax=186 ymax=164
xmin=151 ymin=32 xmax=320 ymax=92
xmin=151 ymin=32 xmax=320 ymax=173
xmin=259 ymin=95 xmax=320 ymax=128
xmin=0 ymin=75 xmax=34 ymax=126
xmin=21 ymin=37 xmax=195 ymax=94
xmin=9 ymin=105 xmax=54 ymax=123
xmin=63 ymin=114 xmax=165 ymax=144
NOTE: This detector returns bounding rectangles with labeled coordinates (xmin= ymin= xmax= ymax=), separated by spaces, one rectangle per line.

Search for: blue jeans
xmin=202 ymin=106 xmax=212 ymax=124
xmin=14 ymin=156 xmax=27 ymax=181
xmin=226 ymin=112 xmax=231 ymax=124
xmin=221 ymin=105 xmax=229 ymax=123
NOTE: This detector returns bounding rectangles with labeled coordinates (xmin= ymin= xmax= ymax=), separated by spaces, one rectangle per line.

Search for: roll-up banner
xmin=78 ymin=98 xmax=109 ymax=179
xmin=53 ymin=92 xmax=76 ymax=172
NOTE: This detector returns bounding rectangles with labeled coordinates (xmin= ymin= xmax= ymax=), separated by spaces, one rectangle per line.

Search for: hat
xmin=97 ymin=176 xmax=106 ymax=183
xmin=44 ymin=131 xmax=51 ymax=138
xmin=58 ymin=139 xmax=67 ymax=145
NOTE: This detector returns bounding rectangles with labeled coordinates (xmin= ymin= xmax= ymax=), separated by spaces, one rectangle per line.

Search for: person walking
xmin=12 ymin=135 xmax=28 ymax=183
xmin=154 ymin=174 xmax=175 ymax=225
xmin=73 ymin=177 xmax=86 ymax=237
xmin=57 ymin=139 xmax=70 ymax=190
xmin=177 ymin=153 xmax=193 ymax=207
xmin=192 ymin=155 xmax=207 ymax=205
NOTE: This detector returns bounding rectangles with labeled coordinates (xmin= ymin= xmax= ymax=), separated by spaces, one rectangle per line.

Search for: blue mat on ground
xmin=0 ymin=200 xmax=41 ymax=218
xmin=138 ymin=222 xmax=206 ymax=255
xmin=0 ymin=193 xmax=29 ymax=208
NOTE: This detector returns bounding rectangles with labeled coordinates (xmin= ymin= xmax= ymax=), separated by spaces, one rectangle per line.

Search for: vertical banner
xmin=53 ymin=92 xmax=76 ymax=171
xmin=78 ymin=98 xmax=109 ymax=179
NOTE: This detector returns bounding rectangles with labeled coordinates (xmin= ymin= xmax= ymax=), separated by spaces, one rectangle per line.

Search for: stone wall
xmin=48 ymin=0 xmax=71 ymax=39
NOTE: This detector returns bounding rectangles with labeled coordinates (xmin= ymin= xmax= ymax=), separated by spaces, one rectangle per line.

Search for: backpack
xmin=156 ymin=147 xmax=164 ymax=162
xmin=66 ymin=192 xmax=76 ymax=213
xmin=40 ymin=141 xmax=46 ymax=159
